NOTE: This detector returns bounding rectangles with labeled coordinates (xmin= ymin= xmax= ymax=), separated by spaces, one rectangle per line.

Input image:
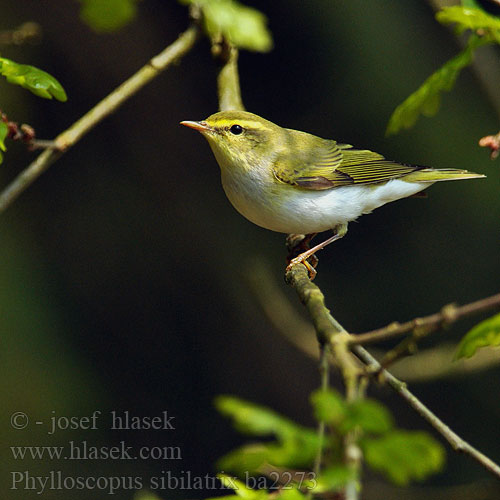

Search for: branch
xmin=285 ymin=263 xmax=361 ymax=500
xmin=245 ymin=260 xmax=500 ymax=381
xmin=353 ymin=345 xmax=500 ymax=479
xmin=284 ymin=264 xmax=500 ymax=480
xmin=213 ymin=38 xmax=245 ymax=112
xmin=0 ymin=24 xmax=200 ymax=214
xmin=349 ymin=292 xmax=500 ymax=346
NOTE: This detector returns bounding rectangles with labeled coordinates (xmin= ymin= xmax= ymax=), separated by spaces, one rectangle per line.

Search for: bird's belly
xmin=222 ymin=174 xmax=431 ymax=234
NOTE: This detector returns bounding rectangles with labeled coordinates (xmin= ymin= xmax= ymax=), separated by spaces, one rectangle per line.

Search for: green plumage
xmin=272 ymin=129 xmax=483 ymax=190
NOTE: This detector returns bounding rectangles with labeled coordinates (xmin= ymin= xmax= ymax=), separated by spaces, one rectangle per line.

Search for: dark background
xmin=1 ymin=1 xmax=499 ymax=499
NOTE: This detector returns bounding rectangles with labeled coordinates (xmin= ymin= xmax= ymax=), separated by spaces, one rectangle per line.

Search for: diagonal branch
xmin=0 ymin=24 xmax=200 ymax=214
xmin=352 ymin=345 xmax=500 ymax=479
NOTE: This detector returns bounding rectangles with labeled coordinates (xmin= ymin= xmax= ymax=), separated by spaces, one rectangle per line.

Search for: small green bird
xmin=181 ymin=111 xmax=484 ymax=274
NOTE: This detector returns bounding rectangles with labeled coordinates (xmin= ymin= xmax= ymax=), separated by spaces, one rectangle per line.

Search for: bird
xmin=181 ymin=110 xmax=484 ymax=277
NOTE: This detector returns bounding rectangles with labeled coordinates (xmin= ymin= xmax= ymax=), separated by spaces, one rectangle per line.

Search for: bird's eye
xmin=230 ymin=124 xmax=243 ymax=135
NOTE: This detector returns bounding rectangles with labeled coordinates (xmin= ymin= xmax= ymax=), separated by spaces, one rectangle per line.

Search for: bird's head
xmin=181 ymin=111 xmax=283 ymax=173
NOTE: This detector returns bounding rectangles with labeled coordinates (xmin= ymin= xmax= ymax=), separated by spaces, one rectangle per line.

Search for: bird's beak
xmin=180 ymin=120 xmax=211 ymax=133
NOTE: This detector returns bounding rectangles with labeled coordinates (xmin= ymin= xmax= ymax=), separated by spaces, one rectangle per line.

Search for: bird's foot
xmin=286 ymin=253 xmax=318 ymax=280
xmin=286 ymin=233 xmax=319 ymax=279
xmin=285 ymin=224 xmax=348 ymax=280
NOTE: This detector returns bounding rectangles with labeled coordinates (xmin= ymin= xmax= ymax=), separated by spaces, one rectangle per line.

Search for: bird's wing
xmin=273 ymin=137 xmax=423 ymax=191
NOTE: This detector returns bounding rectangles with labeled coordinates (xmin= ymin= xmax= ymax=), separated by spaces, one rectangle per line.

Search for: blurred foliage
xmin=216 ymin=392 xmax=445 ymax=489
xmin=209 ymin=474 xmax=271 ymax=500
xmin=438 ymin=5 xmax=500 ymax=40
xmin=215 ymin=395 xmax=319 ymax=474
xmin=362 ymin=430 xmax=446 ymax=486
xmin=180 ymin=0 xmax=273 ymax=52
xmin=79 ymin=0 xmax=139 ymax=32
xmin=0 ymin=56 xmax=67 ymax=101
xmin=313 ymin=465 xmax=356 ymax=493
xmin=311 ymin=388 xmax=393 ymax=434
xmin=133 ymin=491 xmax=163 ymax=500
xmin=456 ymin=312 xmax=500 ymax=359
xmin=386 ymin=5 xmax=500 ymax=135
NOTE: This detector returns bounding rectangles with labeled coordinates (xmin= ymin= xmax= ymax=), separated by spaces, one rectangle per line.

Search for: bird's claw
xmin=285 ymin=255 xmax=317 ymax=280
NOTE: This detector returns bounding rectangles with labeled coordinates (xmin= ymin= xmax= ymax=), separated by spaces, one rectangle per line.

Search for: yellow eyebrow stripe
xmin=212 ymin=118 xmax=267 ymax=130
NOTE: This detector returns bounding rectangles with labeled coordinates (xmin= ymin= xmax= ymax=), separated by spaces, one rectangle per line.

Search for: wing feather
xmin=272 ymin=130 xmax=423 ymax=191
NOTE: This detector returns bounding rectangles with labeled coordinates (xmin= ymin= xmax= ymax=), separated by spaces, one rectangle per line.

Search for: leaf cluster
xmin=311 ymin=389 xmax=445 ymax=486
xmin=387 ymin=4 xmax=500 ymax=135
xmin=215 ymin=391 xmax=445 ymax=494
xmin=180 ymin=0 xmax=273 ymax=52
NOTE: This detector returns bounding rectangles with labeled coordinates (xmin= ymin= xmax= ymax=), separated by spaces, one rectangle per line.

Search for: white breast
xmin=222 ymin=169 xmax=431 ymax=234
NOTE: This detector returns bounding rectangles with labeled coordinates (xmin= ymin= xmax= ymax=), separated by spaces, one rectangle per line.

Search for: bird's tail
xmin=404 ymin=168 xmax=485 ymax=183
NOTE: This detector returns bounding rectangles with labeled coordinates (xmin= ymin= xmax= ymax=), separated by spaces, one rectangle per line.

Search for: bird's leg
xmin=285 ymin=224 xmax=348 ymax=279
xmin=286 ymin=233 xmax=318 ymax=260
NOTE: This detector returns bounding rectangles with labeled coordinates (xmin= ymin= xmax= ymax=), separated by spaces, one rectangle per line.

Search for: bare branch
xmin=0 ymin=24 xmax=200 ymax=214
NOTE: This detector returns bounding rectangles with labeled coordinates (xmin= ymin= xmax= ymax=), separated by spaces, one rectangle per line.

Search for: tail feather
xmin=404 ymin=168 xmax=485 ymax=183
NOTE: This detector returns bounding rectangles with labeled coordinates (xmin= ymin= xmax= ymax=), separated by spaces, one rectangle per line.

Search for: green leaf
xmin=386 ymin=34 xmax=488 ymax=135
xmin=215 ymin=396 xmax=319 ymax=475
xmin=216 ymin=474 xmax=267 ymax=500
xmin=310 ymin=389 xmax=347 ymax=425
xmin=461 ymin=0 xmax=481 ymax=7
xmin=314 ymin=465 xmax=357 ymax=493
xmin=437 ymin=6 xmax=500 ymax=35
xmin=206 ymin=475 xmax=271 ymax=500
xmin=80 ymin=0 xmax=138 ymax=33
xmin=311 ymin=390 xmax=393 ymax=435
xmin=180 ymin=0 xmax=273 ymax=52
xmin=215 ymin=395 xmax=300 ymax=439
xmin=217 ymin=438 xmax=319 ymax=475
xmin=455 ymin=312 xmax=500 ymax=359
xmin=362 ymin=430 xmax=445 ymax=485
xmin=0 ymin=120 xmax=7 ymax=164
xmin=342 ymin=399 xmax=394 ymax=435
xmin=0 ymin=57 xmax=67 ymax=101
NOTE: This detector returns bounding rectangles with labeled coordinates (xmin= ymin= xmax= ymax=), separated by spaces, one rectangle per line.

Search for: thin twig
xmin=353 ymin=345 xmax=500 ymax=480
xmin=0 ymin=24 xmax=200 ymax=214
xmin=308 ymin=345 xmax=329 ymax=500
xmin=349 ymin=293 xmax=500 ymax=346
